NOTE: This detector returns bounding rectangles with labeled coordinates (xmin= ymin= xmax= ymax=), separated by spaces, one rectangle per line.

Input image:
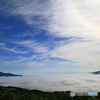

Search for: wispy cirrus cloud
xmin=0 ymin=0 xmax=51 ymax=26
xmin=13 ymin=31 xmax=39 ymax=38
xmin=0 ymin=43 xmax=27 ymax=54
xmin=14 ymin=40 xmax=49 ymax=53
xmin=50 ymin=40 xmax=100 ymax=68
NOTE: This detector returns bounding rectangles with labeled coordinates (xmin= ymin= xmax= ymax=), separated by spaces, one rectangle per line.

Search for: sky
xmin=0 ymin=0 xmax=100 ymax=75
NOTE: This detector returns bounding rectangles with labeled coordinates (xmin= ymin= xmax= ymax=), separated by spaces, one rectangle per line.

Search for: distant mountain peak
xmin=0 ymin=72 xmax=22 ymax=76
xmin=90 ymin=71 xmax=100 ymax=75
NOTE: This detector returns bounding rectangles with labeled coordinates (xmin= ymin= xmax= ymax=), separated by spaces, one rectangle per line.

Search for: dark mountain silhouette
xmin=0 ymin=72 xmax=22 ymax=76
xmin=90 ymin=71 xmax=100 ymax=75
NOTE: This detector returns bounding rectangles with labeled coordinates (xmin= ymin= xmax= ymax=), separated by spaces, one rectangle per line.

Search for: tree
xmin=2 ymin=93 xmax=17 ymax=100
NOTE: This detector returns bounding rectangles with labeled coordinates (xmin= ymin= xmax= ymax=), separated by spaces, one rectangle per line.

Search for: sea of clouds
xmin=0 ymin=73 xmax=100 ymax=92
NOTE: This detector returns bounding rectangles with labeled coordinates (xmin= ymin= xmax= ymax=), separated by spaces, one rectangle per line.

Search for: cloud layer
xmin=0 ymin=74 xmax=100 ymax=92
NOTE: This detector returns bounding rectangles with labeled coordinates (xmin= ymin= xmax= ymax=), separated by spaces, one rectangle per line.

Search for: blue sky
xmin=0 ymin=0 xmax=100 ymax=75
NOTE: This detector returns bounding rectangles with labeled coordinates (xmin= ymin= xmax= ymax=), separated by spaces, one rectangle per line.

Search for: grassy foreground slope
xmin=0 ymin=86 xmax=100 ymax=100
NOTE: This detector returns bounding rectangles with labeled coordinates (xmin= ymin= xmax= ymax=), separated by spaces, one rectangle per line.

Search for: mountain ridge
xmin=0 ymin=71 xmax=22 ymax=76
xmin=90 ymin=71 xmax=100 ymax=75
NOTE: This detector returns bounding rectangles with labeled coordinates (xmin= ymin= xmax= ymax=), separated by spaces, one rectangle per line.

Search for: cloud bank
xmin=0 ymin=74 xmax=100 ymax=92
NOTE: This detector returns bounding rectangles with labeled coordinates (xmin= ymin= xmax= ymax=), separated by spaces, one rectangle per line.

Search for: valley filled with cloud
xmin=0 ymin=73 xmax=100 ymax=92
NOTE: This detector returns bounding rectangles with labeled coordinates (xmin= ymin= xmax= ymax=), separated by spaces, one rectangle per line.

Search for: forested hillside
xmin=0 ymin=86 xmax=100 ymax=100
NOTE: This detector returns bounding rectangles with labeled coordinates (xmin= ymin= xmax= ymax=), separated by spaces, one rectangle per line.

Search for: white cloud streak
xmin=13 ymin=31 xmax=39 ymax=38
xmin=0 ymin=43 xmax=27 ymax=54
xmin=50 ymin=40 xmax=100 ymax=68
xmin=14 ymin=40 xmax=49 ymax=53
xmin=6 ymin=0 xmax=52 ymax=26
